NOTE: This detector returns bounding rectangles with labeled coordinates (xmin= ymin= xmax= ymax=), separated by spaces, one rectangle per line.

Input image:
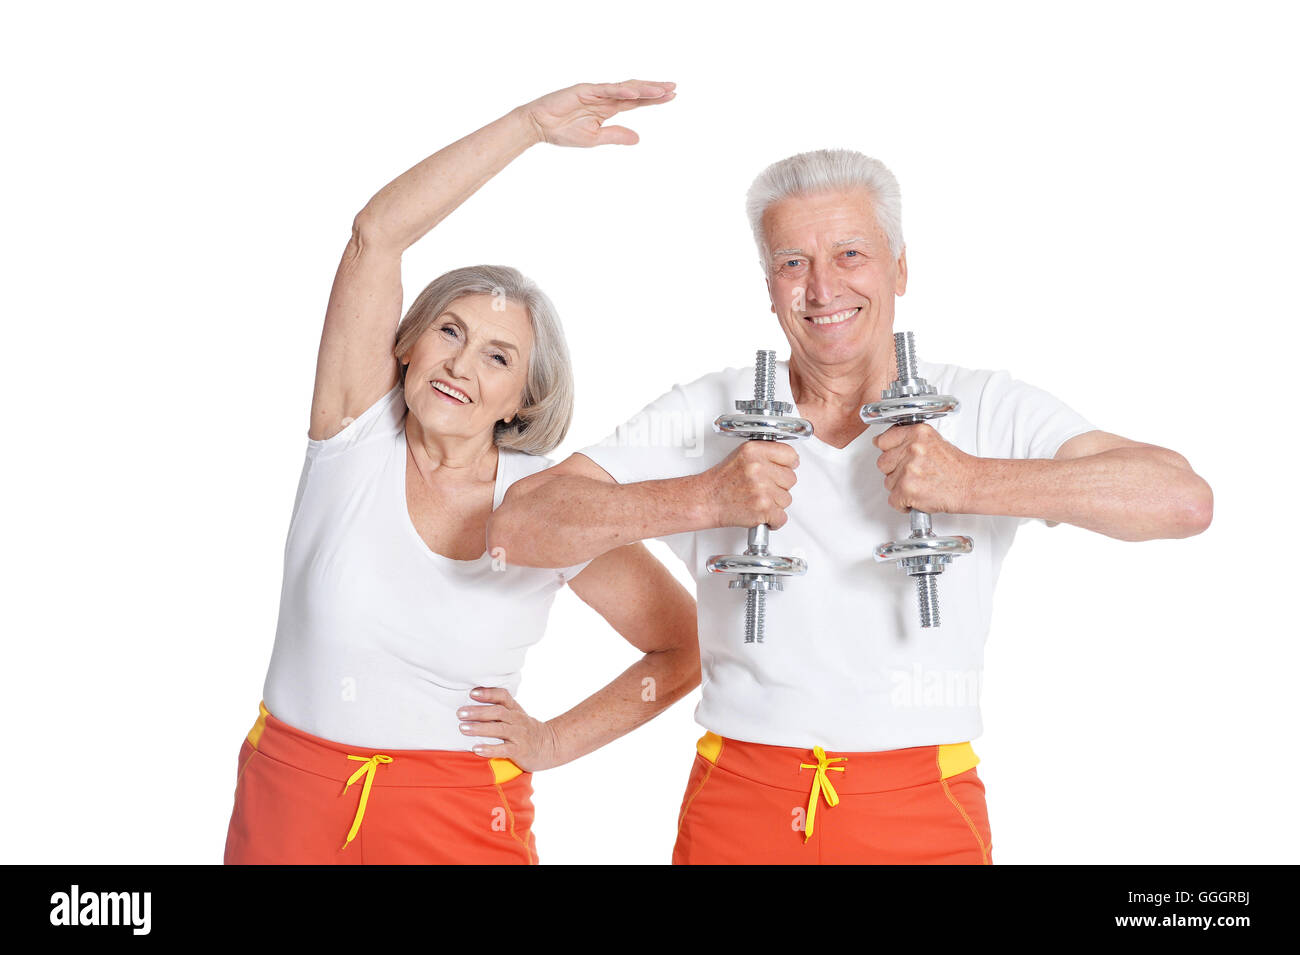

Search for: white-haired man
xmin=489 ymin=149 xmax=1213 ymax=864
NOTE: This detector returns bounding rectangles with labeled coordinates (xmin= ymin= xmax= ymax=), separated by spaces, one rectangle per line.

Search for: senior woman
xmin=223 ymin=79 xmax=698 ymax=865
xmin=488 ymin=148 xmax=1213 ymax=864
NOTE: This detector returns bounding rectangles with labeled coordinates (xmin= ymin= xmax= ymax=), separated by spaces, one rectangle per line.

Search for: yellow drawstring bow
xmin=798 ymin=746 xmax=847 ymax=842
xmin=339 ymin=754 xmax=393 ymax=851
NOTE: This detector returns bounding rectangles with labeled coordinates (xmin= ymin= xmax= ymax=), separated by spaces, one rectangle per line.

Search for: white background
xmin=3 ymin=0 xmax=1296 ymax=864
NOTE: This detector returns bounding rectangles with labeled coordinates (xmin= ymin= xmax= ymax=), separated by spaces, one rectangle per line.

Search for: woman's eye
xmin=440 ymin=325 xmax=458 ymax=338
xmin=492 ymin=354 xmax=508 ymax=366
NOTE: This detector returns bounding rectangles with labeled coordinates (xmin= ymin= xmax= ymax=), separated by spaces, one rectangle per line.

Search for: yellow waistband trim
xmin=247 ymin=701 xmax=270 ymax=750
xmin=490 ymin=758 xmax=524 ymax=784
xmin=697 ymin=732 xmax=977 ymax=778
xmin=937 ymin=742 xmax=979 ymax=779
xmin=696 ymin=731 xmax=724 ymax=764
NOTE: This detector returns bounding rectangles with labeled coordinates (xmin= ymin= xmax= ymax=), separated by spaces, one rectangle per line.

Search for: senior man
xmin=489 ymin=149 xmax=1213 ymax=865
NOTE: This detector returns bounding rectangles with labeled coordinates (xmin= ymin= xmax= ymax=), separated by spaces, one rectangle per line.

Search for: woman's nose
xmin=445 ymin=352 xmax=472 ymax=382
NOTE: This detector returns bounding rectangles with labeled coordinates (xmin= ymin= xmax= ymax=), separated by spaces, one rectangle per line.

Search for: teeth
xmin=809 ymin=307 xmax=859 ymax=325
xmin=432 ymin=381 xmax=470 ymax=403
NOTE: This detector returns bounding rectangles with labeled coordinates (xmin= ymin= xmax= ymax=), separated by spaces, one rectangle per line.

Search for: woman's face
xmin=400 ymin=293 xmax=534 ymax=444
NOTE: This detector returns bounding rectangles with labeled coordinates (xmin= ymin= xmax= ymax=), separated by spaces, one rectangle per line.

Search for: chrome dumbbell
xmin=860 ymin=331 xmax=973 ymax=628
xmin=706 ymin=349 xmax=814 ymax=644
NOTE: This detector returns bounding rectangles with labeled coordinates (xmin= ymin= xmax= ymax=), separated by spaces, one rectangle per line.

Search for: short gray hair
xmin=393 ymin=264 xmax=574 ymax=455
xmin=745 ymin=148 xmax=905 ymax=266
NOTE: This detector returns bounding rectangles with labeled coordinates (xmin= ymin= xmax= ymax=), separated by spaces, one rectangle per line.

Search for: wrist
xmin=957 ymin=452 xmax=992 ymax=514
xmin=541 ymin=718 xmax=566 ymax=769
xmin=680 ymin=473 xmax=717 ymax=530
xmin=508 ymin=105 xmax=545 ymax=148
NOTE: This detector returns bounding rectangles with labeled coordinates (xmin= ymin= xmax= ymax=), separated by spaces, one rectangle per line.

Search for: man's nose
xmin=805 ymin=258 xmax=838 ymax=305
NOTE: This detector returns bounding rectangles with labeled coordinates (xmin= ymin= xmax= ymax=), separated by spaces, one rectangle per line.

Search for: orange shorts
xmin=223 ymin=702 xmax=537 ymax=865
xmin=672 ymin=732 xmax=993 ymax=865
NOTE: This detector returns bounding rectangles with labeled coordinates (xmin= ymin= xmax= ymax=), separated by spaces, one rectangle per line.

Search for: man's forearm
xmin=962 ymin=448 xmax=1213 ymax=540
xmin=491 ymin=473 xmax=713 ymax=567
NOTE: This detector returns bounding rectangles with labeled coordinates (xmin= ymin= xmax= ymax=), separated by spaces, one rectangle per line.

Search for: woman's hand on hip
xmin=518 ymin=79 xmax=676 ymax=147
xmin=458 ymin=687 xmax=561 ymax=771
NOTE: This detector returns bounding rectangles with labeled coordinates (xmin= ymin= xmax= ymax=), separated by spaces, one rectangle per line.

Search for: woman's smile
xmin=431 ymin=379 xmax=472 ymax=404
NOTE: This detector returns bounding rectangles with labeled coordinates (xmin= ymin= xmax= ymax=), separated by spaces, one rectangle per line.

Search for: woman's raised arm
xmin=308 ymin=79 xmax=676 ymax=441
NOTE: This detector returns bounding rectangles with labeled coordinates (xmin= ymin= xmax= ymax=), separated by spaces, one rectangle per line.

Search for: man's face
xmin=762 ymin=187 xmax=907 ymax=368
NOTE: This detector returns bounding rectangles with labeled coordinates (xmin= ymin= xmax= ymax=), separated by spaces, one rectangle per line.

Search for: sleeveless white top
xmin=262 ymin=384 xmax=590 ymax=750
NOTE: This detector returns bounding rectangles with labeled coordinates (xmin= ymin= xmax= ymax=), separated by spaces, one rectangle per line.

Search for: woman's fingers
xmin=526 ymin=80 xmax=675 ymax=148
xmin=591 ymin=79 xmax=675 ymax=100
xmin=461 ymin=688 xmax=519 ymax=738
xmin=458 ymin=703 xmax=509 ymax=723
xmin=468 ymin=741 xmax=511 ymax=758
xmin=589 ymin=82 xmax=646 ymax=99
xmin=594 ymin=124 xmax=639 ymax=146
xmin=469 ymin=686 xmax=517 ymax=708
xmin=459 ymin=719 xmax=512 ymax=738
xmin=610 ymin=90 xmax=676 ymax=113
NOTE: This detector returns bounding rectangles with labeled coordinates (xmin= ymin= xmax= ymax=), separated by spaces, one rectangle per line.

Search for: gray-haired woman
xmin=224 ymin=80 xmax=697 ymax=864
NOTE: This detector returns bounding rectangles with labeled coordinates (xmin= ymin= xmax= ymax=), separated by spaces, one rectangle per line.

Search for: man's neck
xmin=788 ymin=337 xmax=897 ymax=450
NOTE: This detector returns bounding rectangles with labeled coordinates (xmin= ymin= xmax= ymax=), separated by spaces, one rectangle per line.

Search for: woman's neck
xmin=403 ymin=414 xmax=500 ymax=487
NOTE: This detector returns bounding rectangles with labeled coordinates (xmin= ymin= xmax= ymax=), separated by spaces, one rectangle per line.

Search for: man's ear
xmin=895 ymin=247 xmax=908 ymax=296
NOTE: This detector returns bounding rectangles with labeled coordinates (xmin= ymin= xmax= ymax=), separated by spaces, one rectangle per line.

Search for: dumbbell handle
xmin=705 ymin=349 xmax=814 ymax=644
xmin=860 ymin=331 xmax=974 ymax=630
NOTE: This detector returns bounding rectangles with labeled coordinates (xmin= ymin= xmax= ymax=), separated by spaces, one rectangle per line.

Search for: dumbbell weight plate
xmin=874 ymin=535 xmax=974 ymax=562
xmin=861 ymin=395 xmax=960 ymax=425
xmin=714 ymin=413 xmax=815 ymax=440
xmin=706 ymin=553 xmax=808 ymax=576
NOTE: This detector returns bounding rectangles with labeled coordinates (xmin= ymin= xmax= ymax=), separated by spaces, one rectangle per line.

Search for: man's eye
xmin=785 ymin=260 xmax=802 ymax=269
xmin=843 ymin=250 xmax=859 ymax=257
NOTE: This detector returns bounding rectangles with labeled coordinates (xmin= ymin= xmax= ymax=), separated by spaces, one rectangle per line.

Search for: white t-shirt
xmin=577 ymin=358 xmax=1094 ymax=751
xmin=262 ymin=384 xmax=591 ymax=751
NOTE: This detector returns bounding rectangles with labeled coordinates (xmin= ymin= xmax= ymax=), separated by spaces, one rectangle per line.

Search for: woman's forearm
xmin=357 ymin=106 xmax=540 ymax=251
xmin=543 ymin=642 xmax=700 ymax=768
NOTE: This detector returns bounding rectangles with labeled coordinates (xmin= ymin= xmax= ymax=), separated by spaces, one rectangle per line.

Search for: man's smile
xmin=803 ymin=306 xmax=861 ymax=327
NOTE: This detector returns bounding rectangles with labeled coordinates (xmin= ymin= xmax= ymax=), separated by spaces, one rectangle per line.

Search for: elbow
xmin=670 ymin=620 xmax=703 ymax=694
xmin=351 ymin=208 xmax=400 ymax=257
xmin=486 ymin=488 xmax=547 ymax=567
xmin=656 ymin=647 xmax=702 ymax=705
xmin=682 ymin=655 xmax=703 ymax=695
xmin=351 ymin=209 xmax=377 ymax=247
